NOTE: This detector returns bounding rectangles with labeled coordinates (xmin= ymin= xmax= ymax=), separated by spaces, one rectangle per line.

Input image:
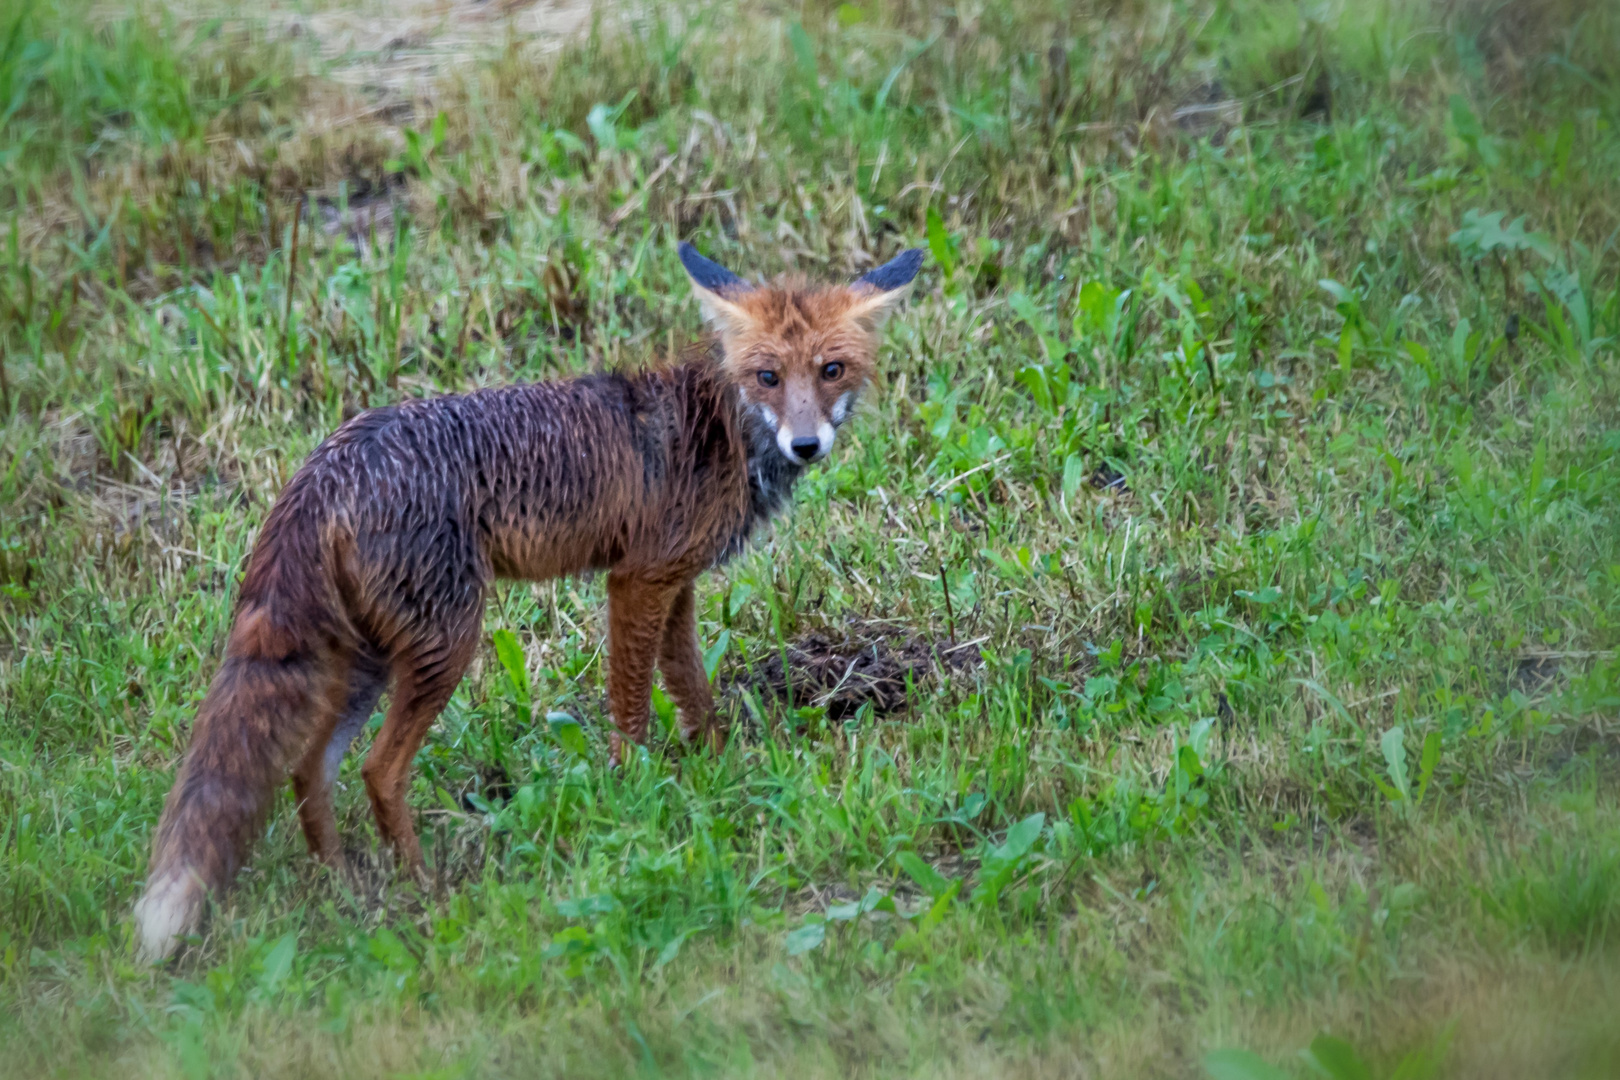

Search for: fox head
xmin=679 ymin=243 xmax=923 ymax=465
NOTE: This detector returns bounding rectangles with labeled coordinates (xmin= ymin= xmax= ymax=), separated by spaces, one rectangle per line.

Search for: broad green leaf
xmin=1000 ymin=812 xmax=1045 ymax=860
xmin=702 ymin=628 xmax=731 ymax=682
xmin=1318 ymin=278 xmax=1353 ymax=306
xmin=1014 ymin=364 xmax=1053 ymax=414
xmin=655 ymin=933 xmax=688 ymax=969
xmin=1553 ymin=118 xmax=1574 ymax=182
xmin=1450 ymin=442 xmax=1475 ymax=489
xmin=368 ymin=927 xmax=417 ymax=972
xmin=585 ymin=91 xmax=637 ymax=151
xmin=256 ymin=933 xmax=296 ymax=993
xmin=981 ymin=548 xmax=1025 ymax=579
xmin=1370 ymin=774 xmax=1404 ymax=803
xmin=1062 ymin=453 xmax=1086 ymax=501
xmin=918 ymin=881 xmax=959 ymax=931
xmin=784 ymin=921 xmax=825 ymax=956
xmin=1389 ymin=1021 xmax=1454 ymax=1080
xmin=555 ymin=893 xmax=616 ymax=918
xmin=547 ymin=712 xmax=587 ymax=756
xmin=1415 ymin=730 xmax=1442 ymax=806
xmin=1382 ymin=726 xmax=1410 ymax=802
xmin=1448 ymin=209 xmax=1557 ymax=263
xmin=897 ymin=851 xmax=950 ymax=897
xmin=1204 ymin=1049 xmax=1291 ymax=1080
xmin=586 ymin=103 xmax=617 ymax=149
xmin=492 ymin=628 xmax=529 ymax=704
xmin=651 ymin=684 xmax=676 ymax=729
xmin=1008 ymin=290 xmax=1046 ymax=330
xmin=826 ymin=900 xmax=861 ymax=921
xmin=1306 ymin=1034 xmax=1372 ymax=1080
xmin=1449 ymin=94 xmax=1481 ymax=149
xmin=867 ymin=891 xmax=898 ymax=915
xmin=1382 ymin=450 xmax=1404 ymax=486
xmin=926 ymin=206 xmax=955 ymax=278
xmin=787 ymin=21 xmax=816 ymax=75
xmin=1075 ymin=280 xmax=1118 ymax=332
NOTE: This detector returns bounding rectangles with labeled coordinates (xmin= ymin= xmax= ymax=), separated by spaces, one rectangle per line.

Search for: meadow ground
xmin=2 ymin=0 xmax=1619 ymax=1076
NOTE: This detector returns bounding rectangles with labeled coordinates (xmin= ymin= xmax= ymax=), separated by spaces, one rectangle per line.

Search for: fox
xmin=131 ymin=242 xmax=923 ymax=962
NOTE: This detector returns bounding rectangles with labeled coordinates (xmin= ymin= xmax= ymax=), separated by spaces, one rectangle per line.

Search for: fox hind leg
xmin=291 ymin=652 xmax=388 ymax=867
xmin=362 ymin=631 xmax=477 ymax=881
xmin=658 ymin=581 xmax=723 ymax=752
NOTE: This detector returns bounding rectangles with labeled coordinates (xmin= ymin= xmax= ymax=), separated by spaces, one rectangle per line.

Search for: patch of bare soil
xmin=1510 ymin=652 xmax=1566 ymax=694
xmin=151 ymin=0 xmax=597 ymax=97
xmin=736 ymin=621 xmax=981 ymax=721
xmin=285 ymin=0 xmax=596 ymax=94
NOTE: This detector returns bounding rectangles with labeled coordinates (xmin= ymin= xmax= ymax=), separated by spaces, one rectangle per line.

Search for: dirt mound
xmin=740 ymin=623 xmax=980 ymax=720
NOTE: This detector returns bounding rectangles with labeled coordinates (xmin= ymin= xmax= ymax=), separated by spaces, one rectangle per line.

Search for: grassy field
xmin=2 ymin=0 xmax=1619 ymax=1075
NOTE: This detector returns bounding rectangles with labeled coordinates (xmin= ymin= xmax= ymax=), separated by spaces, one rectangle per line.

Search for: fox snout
xmin=678 ymin=243 xmax=923 ymax=468
xmin=778 ymin=414 xmax=832 ymax=464
xmin=761 ymin=372 xmax=853 ymax=464
xmin=789 ymin=435 xmax=826 ymax=462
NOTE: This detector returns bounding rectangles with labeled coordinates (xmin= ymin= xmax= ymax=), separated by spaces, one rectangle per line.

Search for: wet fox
xmin=133 ymin=243 xmax=923 ymax=961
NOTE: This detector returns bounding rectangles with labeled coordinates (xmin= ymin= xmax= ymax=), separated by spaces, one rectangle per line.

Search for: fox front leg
xmin=605 ymin=573 xmax=682 ymax=767
xmin=658 ymin=581 xmax=723 ymax=752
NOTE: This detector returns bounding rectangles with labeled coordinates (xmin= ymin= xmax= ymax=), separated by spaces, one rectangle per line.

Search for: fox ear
xmin=847 ymin=248 xmax=924 ymax=329
xmin=679 ymin=242 xmax=754 ymax=334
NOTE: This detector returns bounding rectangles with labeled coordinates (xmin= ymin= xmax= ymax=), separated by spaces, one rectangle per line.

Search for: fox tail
xmin=134 ymin=515 xmax=339 ymax=962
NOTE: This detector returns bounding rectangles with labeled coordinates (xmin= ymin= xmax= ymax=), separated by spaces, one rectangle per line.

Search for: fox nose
xmin=789 ymin=436 xmax=822 ymax=462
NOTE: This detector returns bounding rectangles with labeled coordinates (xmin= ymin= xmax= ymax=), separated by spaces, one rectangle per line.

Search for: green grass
xmin=3 ymin=0 xmax=1620 ymax=1075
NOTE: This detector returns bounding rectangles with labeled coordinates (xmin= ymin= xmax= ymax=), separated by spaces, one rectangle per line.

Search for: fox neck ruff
xmin=728 ymin=386 xmax=805 ymax=561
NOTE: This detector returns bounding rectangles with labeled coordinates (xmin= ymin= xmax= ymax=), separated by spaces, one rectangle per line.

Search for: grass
xmin=2 ymin=0 xmax=1619 ymax=1075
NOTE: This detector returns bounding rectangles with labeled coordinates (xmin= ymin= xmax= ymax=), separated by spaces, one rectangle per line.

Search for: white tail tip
xmin=133 ymin=868 xmax=205 ymax=963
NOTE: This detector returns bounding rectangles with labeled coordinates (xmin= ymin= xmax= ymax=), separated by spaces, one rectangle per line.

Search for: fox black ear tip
xmin=679 ymin=242 xmax=747 ymax=294
xmin=855 ymin=247 xmax=926 ymax=291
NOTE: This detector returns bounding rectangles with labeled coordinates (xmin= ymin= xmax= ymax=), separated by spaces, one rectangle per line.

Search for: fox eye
xmin=756 ymin=370 xmax=779 ymax=388
xmin=820 ymin=361 xmax=844 ymax=381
